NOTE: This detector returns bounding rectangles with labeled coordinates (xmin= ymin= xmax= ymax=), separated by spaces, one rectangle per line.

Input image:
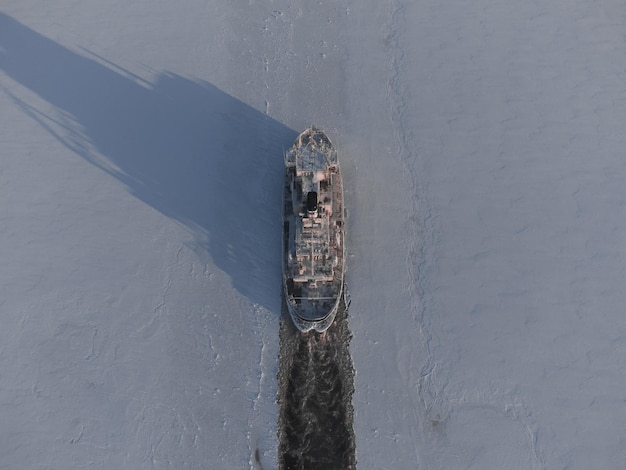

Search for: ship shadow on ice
xmin=1 ymin=17 xmax=357 ymax=467
xmin=0 ymin=12 xmax=296 ymax=313
xmin=277 ymin=294 xmax=356 ymax=470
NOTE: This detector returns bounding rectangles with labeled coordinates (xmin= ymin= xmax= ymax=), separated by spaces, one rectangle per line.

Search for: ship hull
xmin=283 ymin=128 xmax=345 ymax=333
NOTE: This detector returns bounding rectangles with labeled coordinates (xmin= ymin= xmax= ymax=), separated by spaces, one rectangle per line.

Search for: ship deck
xmin=283 ymin=128 xmax=345 ymax=330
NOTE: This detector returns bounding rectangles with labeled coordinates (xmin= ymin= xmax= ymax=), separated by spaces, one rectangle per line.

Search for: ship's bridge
xmin=285 ymin=128 xmax=338 ymax=179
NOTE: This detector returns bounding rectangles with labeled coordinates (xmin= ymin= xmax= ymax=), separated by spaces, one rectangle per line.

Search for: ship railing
xmin=288 ymin=296 xmax=338 ymax=301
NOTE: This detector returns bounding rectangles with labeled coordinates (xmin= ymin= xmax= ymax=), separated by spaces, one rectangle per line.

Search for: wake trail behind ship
xmin=277 ymin=297 xmax=355 ymax=469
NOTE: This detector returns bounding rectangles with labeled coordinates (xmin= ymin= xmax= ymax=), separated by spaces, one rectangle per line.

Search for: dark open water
xmin=277 ymin=296 xmax=356 ymax=470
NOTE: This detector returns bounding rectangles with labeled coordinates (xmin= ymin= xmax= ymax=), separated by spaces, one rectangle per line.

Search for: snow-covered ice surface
xmin=0 ymin=4 xmax=291 ymax=468
xmin=2 ymin=0 xmax=626 ymax=468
